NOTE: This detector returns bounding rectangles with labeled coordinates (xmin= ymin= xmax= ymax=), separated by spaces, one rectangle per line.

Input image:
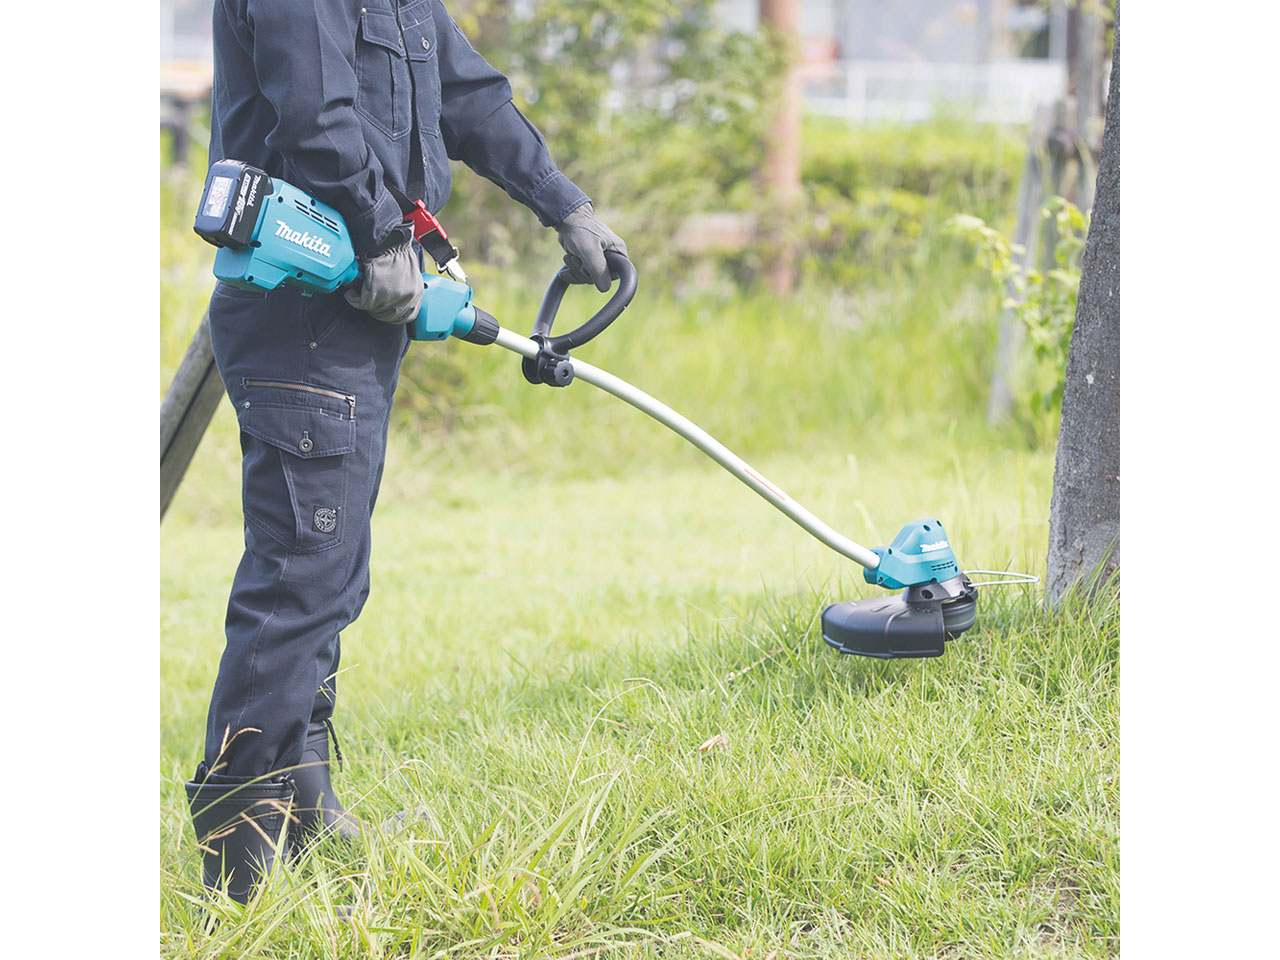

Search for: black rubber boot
xmin=185 ymin=764 xmax=295 ymax=904
xmin=292 ymin=720 xmax=360 ymax=850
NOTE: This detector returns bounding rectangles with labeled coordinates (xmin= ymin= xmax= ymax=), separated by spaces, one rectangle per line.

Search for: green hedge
xmin=802 ymin=116 xmax=1024 ymax=206
xmin=784 ymin=117 xmax=1025 ymax=287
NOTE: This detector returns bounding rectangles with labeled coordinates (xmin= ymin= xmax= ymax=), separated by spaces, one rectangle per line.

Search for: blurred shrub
xmin=800 ymin=184 xmax=927 ymax=284
xmin=439 ymin=0 xmax=779 ymax=280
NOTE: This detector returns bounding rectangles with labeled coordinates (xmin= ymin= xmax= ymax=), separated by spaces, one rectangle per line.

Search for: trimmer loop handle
xmin=533 ymin=250 xmax=637 ymax=353
xmin=523 ymin=250 xmax=637 ymax=388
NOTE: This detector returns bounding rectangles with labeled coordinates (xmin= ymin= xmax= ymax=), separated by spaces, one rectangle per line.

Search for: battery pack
xmin=192 ymin=160 xmax=362 ymax=295
xmin=193 ymin=160 xmax=274 ymax=250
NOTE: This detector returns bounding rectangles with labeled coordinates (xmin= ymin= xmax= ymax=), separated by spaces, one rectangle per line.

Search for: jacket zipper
xmin=243 ymin=380 xmax=356 ymax=420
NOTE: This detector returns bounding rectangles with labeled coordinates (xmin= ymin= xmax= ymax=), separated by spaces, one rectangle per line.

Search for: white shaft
xmin=492 ymin=327 xmax=881 ymax=570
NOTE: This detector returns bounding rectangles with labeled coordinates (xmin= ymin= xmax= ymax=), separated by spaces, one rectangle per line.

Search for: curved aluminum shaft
xmin=492 ymin=327 xmax=881 ymax=570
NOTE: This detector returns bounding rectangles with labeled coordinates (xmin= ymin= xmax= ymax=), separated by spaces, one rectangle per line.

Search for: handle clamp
xmin=522 ymin=334 xmax=576 ymax=387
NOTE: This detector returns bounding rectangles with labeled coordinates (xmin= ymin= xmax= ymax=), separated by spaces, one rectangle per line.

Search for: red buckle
xmin=404 ymin=199 xmax=449 ymax=242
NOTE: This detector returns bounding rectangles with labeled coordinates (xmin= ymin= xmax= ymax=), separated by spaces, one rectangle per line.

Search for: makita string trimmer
xmin=193 ymin=160 xmax=1031 ymax=659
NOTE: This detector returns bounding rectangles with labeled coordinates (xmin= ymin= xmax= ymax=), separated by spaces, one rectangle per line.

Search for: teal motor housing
xmin=864 ymin=519 xmax=961 ymax=590
xmin=193 ymin=160 xmax=498 ymax=346
xmin=195 ymin=160 xmax=361 ymax=295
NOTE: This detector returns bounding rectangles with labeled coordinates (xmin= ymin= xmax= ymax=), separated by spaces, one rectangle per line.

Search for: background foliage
xmin=437 ymin=0 xmax=780 ymax=279
xmin=425 ymin=2 xmax=1024 ymax=288
xmin=162 ymin=0 xmax=1031 ymax=438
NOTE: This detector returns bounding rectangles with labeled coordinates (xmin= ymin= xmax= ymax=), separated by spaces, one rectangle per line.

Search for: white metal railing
xmin=805 ymin=59 xmax=1067 ymax=125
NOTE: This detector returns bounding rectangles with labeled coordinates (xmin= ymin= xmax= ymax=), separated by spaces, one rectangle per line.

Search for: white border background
xmin=4 ymin=1 xmax=159 ymax=947
xmin=3 ymin=0 xmax=1276 ymax=953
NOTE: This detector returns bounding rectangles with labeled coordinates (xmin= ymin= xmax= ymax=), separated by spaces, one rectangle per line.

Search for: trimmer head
xmin=821 ymin=574 xmax=978 ymax=659
xmin=821 ymin=519 xmax=978 ymax=659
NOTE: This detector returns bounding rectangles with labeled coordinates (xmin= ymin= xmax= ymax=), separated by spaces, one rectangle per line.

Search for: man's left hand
xmin=556 ymin=202 xmax=628 ymax=292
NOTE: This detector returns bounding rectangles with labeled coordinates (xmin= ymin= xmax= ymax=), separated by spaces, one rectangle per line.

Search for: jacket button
xmin=298 ymin=435 xmax=314 ymax=453
xmin=422 ymin=37 xmax=431 ymax=51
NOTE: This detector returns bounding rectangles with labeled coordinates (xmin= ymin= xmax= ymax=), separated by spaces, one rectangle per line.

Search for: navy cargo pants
xmin=204 ymin=280 xmax=410 ymax=780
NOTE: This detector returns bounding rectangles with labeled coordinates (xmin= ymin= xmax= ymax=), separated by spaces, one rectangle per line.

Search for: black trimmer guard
xmin=821 ymin=575 xmax=978 ymax=659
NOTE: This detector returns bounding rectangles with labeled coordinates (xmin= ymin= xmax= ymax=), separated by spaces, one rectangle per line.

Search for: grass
xmin=161 ymin=451 xmax=1115 ymax=957
xmin=160 ymin=141 xmax=1115 ymax=956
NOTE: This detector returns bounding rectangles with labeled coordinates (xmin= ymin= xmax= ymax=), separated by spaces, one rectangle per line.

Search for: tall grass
xmin=162 ymin=555 xmax=1115 ymax=957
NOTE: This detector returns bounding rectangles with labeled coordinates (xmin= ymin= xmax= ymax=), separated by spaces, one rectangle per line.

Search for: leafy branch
xmin=948 ymin=198 xmax=1088 ymax=415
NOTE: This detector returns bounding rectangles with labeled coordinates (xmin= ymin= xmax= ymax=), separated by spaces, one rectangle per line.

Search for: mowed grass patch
xmin=160 ymin=404 xmax=1054 ymax=766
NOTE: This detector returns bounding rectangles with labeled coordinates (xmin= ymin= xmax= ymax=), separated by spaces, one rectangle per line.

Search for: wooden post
xmin=988 ymin=104 xmax=1049 ymax=423
xmin=161 ymin=95 xmax=192 ymax=168
xmin=1040 ymin=95 xmax=1078 ymax=262
xmin=160 ymin=313 xmax=225 ymax=519
xmin=988 ymin=0 xmax=1112 ymax=422
xmin=759 ymin=0 xmax=801 ymax=295
xmin=1072 ymin=1 xmax=1107 ymax=212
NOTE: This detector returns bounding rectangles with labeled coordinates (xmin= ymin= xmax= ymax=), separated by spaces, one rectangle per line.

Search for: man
xmin=186 ymin=0 xmax=627 ymax=904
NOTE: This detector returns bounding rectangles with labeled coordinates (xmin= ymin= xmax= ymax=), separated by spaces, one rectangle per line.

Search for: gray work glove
xmin=556 ymin=202 xmax=628 ymax=292
xmin=344 ymin=233 xmax=423 ymax=325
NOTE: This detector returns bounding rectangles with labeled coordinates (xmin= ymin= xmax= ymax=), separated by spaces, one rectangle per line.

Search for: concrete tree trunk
xmin=1045 ymin=0 xmax=1119 ymax=605
xmin=759 ymin=0 xmax=800 ymax=295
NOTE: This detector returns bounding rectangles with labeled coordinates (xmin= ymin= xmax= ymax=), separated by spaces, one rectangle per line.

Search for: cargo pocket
xmin=355 ymin=8 xmax=412 ymax=140
xmin=237 ymin=381 xmax=357 ymax=555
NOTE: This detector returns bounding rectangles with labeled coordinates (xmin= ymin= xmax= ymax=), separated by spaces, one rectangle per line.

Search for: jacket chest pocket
xmin=355 ymin=9 xmax=413 ymax=140
xmin=401 ymin=5 xmax=441 ymax=139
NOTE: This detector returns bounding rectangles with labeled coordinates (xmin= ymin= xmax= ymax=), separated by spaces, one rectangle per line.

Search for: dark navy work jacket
xmin=210 ymin=0 xmax=588 ymax=255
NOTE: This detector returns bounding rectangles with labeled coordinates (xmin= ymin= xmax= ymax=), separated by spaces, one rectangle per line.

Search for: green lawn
xmin=160 ymin=278 xmax=1116 ymax=957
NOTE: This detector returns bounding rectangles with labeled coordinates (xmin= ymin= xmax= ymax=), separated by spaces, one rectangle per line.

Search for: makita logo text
xmin=919 ymin=540 xmax=950 ymax=553
xmin=274 ymin=220 xmax=332 ymax=258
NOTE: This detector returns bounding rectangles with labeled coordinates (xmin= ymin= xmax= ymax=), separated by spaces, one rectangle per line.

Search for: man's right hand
xmin=344 ymin=228 xmax=423 ymax=325
xmin=556 ymin=202 xmax=628 ymax=293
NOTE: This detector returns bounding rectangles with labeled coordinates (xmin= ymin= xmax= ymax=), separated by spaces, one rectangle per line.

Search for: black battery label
xmin=203 ymin=176 xmax=234 ymax=220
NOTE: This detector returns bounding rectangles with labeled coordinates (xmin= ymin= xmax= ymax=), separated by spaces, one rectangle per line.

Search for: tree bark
xmin=759 ymin=0 xmax=800 ymax=295
xmin=1045 ymin=0 xmax=1119 ymax=605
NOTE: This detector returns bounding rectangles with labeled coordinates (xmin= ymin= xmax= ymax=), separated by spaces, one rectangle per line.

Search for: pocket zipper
xmin=243 ymin=380 xmax=356 ymax=420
